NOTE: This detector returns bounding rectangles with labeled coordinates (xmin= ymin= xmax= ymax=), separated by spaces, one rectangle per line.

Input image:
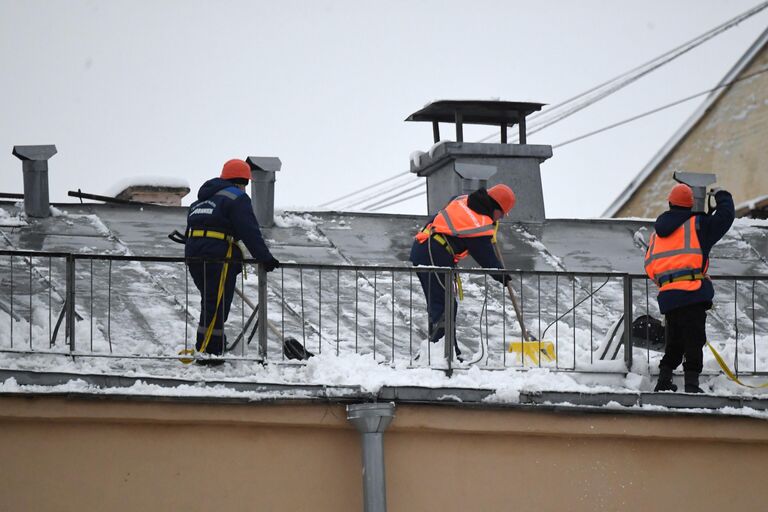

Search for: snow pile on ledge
xmin=102 ymin=176 xmax=190 ymax=197
xmin=0 ymin=207 xmax=26 ymax=227
xmin=1 ymin=350 xmax=767 ymax=418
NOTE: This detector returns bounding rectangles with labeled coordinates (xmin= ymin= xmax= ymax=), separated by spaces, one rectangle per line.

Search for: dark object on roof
xmin=12 ymin=145 xmax=57 ymax=161
xmin=735 ymin=195 xmax=768 ymax=219
xmin=405 ymin=100 xmax=545 ymax=143
xmin=115 ymin=184 xmax=190 ymax=206
xmin=68 ymin=190 xmax=154 ymax=206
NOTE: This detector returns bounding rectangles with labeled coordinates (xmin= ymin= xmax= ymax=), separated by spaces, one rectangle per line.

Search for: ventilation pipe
xmin=12 ymin=145 xmax=57 ymax=218
xmin=455 ymin=163 xmax=497 ymax=195
xmin=246 ymin=156 xmax=281 ymax=228
xmin=347 ymin=402 xmax=395 ymax=512
xmin=673 ymin=171 xmax=717 ymax=213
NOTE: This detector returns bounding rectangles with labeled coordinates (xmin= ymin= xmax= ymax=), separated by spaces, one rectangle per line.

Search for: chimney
xmin=246 ymin=156 xmax=281 ymax=228
xmin=115 ymin=184 xmax=190 ymax=206
xmin=12 ymin=145 xmax=57 ymax=218
xmin=406 ymin=100 xmax=553 ymax=222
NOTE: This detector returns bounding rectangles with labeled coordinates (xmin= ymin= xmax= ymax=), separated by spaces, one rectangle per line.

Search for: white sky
xmin=1 ymin=0 xmax=766 ymax=218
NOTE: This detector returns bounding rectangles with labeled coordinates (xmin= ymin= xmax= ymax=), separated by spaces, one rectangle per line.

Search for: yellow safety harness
xmin=658 ymin=272 xmax=706 ymax=286
xmin=179 ymin=229 xmax=235 ymax=363
xmin=706 ymin=342 xmax=768 ymax=389
xmin=421 ymin=227 xmax=464 ymax=300
xmin=420 ymin=223 xmax=501 ymax=302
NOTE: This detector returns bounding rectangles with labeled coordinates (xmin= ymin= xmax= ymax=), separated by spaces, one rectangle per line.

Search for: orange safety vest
xmin=644 ymin=216 xmax=709 ymax=292
xmin=415 ymin=195 xmax=497 ymax=263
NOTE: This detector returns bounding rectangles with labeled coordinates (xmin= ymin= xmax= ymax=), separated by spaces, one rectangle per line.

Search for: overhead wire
xmin=318 ymin=170 xmax=411 ymax=208
xmin=357 ymin=181 xmax=426 ymax=211
xmin=477 ymin=0 xmax=768 ymax=143
xmin=340 ymin=173 xmax=421 ymax=210
xmin=553 ymin=65 xmax=768 ymax=149
xmin=367 ymin=187 xmax=427 ymax=212
xmin=319 ymin=1 xmax=768 ymax=212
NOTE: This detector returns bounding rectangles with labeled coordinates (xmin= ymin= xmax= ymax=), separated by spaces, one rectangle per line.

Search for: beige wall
xmin=1 ymin=395 xmax=768 ymax=512
xmin=615 ymin=44 xmax=768 ymax=218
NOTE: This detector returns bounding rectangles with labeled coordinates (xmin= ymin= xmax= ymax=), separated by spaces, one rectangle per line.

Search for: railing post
xmin=623 ymin=274 xmax=633 ymax=371
xmin=65 ymin=254 xmax=76 ymax=352
xmin=257 ymin=263 xmax=268 ymax=359
xmin=444 ymin=268 xmax=455 ymax=373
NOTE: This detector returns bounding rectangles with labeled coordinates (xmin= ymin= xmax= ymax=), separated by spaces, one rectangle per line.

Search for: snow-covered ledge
xmin=106 ymin=176 xmax=190 ymax=206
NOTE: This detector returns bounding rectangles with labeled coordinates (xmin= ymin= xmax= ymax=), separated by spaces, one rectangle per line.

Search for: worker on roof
xmin=645 ymin=182 xmax=734 ymax=393
xmin=410 ymin=184 xmax=515 ymax=359
xmin=185 ymin=159 xmax=280 ymax=365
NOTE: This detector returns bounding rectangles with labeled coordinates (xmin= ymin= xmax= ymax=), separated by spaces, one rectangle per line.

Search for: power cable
xmin=478 ymin=0 xmax=768 ymax=143
xmin=553 ymin=65 xmax=768 ymax=149
xmin=359 ymin=181 xmax=426 ymax=211
xmin=340 ymin=174 xmax=421 ymax=210
xmin=318 ymin=170 xmax=410 ymax=208
xmin=318 ymin=1 xmax=768 ymax=210
xmin=367 ymin=187 xmax=427 ymax=212
xmin=353 ymin=63 xmax=768 ymax=213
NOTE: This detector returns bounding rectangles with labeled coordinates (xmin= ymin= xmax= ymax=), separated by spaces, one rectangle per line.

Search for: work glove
xmin=709 ymin=187 xmax=726 ymax=196
xmin=263 ymin=257 xmax=280 ymax=273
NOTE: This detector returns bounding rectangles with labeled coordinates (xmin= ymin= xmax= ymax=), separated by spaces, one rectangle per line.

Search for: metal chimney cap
xmin=246 ymin=156 xmax=282 ymax=172
xmin=12 ymin=145 xmax=57 ymax=161
xmin=405 ymin=100 xmax=545 ymax=127
xmin=673 ymin=171 xmax=717 ymax=188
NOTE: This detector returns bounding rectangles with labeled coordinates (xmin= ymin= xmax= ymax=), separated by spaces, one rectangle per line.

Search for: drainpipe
xmin=346 ymin=402 xmax=395 ymax=512
xmin=12 ymin=145 xmax=57 ymax=218
xmin=246 ymin=156 xmax=281 ymax=228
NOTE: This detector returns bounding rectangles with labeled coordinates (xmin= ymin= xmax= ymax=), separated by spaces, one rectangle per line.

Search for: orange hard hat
xmin=488 ymin=184 xmax=516 ymax=214
xmin=668 ymin=183 xmax=693 ymax=208
xmin=220 ymin=159 xmax=251 ymax=181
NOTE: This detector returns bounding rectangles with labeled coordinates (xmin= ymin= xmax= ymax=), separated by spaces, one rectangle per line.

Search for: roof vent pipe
xmin=347 ymin=402 xmax=395 ymax=512
xmin=246 ymin=156 xmax=281 ymax=228
xmin=12 ymin=145 xmax=57 ymax=218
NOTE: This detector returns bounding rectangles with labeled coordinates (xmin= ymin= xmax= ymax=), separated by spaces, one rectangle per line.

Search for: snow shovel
xmin=493 ymin=244 xmax=555 ymax=364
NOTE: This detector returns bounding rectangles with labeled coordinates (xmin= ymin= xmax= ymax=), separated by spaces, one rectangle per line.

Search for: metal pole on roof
xmin=257 ymin=265 xmax=268 ymax=359
xmin=623 ymin=275 xmax=633 ymax=371
xmin=347 ymin=402 xmax=395 ymax=512
xmin=444 ymin=269 xmax=455 ymax=375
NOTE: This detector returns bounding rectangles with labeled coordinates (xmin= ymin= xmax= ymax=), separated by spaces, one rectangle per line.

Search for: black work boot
xmin=684 ymin=371 xmax=704 ymax=393
xmin=654 ymin=367 xmax=678 ymax=392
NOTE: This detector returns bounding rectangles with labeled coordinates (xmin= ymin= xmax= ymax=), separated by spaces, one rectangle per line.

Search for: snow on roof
xmin=603 ymin=27 xmax=768 ymax=217
xmin=102 ymin=175 xmax=191 ymax=197
xmin=1 ymin=201 xmax=767 ymax=415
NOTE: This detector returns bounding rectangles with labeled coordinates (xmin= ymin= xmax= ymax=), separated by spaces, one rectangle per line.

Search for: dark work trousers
xmin=189 ymin=260 xmax=241 ymax=355
xmin=660 ymin=301 xmax=709 ymax=374
xmin=410 ymin=239 xmax=459 ymax=355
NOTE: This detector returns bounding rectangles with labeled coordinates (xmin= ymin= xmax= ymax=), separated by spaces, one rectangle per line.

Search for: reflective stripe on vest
xmin=415 ymin=196 xmax=496 ymax=262
xmin=430 ymin=196 xmax=497 ymax=238
xmin=644 ymin=216 xmax=708 ymax=292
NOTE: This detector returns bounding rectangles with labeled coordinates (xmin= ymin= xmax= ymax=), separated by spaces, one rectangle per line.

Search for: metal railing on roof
xmin=0 ymin=249 xmax=767 ymax=382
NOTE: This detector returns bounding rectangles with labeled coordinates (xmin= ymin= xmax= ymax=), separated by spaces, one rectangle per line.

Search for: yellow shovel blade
xmin=508 ymin=341 xmax=556 ymax=364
